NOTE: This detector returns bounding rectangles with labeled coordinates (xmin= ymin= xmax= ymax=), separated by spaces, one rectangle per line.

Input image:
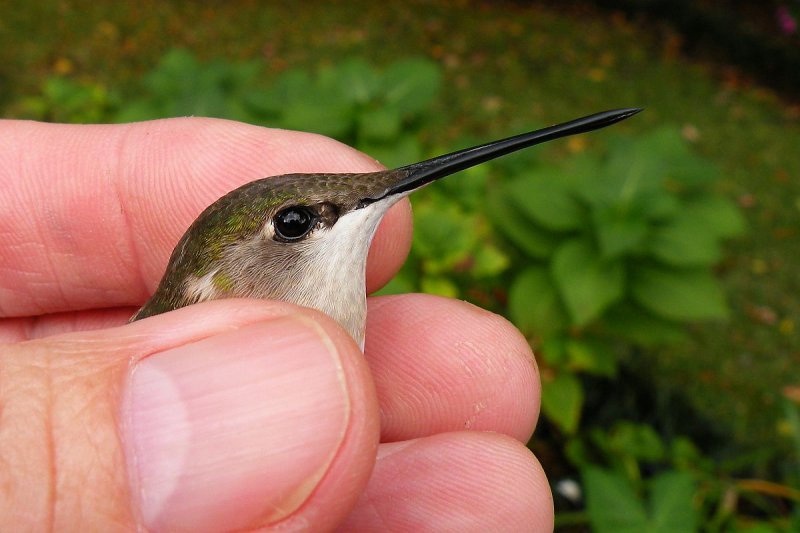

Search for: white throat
xmin=290 ymin=195 xmax=401 ymax=349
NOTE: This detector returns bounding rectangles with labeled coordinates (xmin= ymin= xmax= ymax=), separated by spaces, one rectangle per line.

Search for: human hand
xmin=0 ymin=119 xmax=553 ymax=531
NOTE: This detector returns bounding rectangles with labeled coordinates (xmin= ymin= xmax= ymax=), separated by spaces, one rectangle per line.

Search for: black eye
xmin=273 ymin=206 xmax=318 ymax=241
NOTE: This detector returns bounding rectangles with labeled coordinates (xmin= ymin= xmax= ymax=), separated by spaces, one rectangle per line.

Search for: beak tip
xmin=621 ymin=107 xmax=644 ymax=118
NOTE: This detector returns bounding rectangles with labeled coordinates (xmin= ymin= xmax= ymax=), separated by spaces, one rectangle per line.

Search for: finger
xmin=365 ymin=294 xmax=540 ymax=443
xmin=0 ymin=299 xmax=378 ymax=532
xmin=3 ymin=292 xmax=540 ymax=446
xmin=0 ymin=118 xmax=412 ymax=317
xmin=0 ymin=308 xmax=136 ymax=343
xmin=338 ymin=432 xmax=554 ymax=532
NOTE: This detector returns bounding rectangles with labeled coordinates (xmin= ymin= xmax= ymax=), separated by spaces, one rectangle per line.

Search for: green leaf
xmin=551 ymin=239 xmax=625 ymax=327
xmin=376 ymin=269 xmax=417 ymax=296
xmin=565 ymin=338 xmax=617 ymax=377
xmin=592 ymin=205 xmax=649 ymax=258
xmin=357 ymin=107 xmax=402 ymax=142
xmin=668 ymin=152 xmax=721 ymax=189
xmin=242 ymin=87 xmax=283 ymax=117
xmin=584 ymin=467 xmax=649 ymax=533
xmin=360 ymin=134 xmax=422 ymax=169
xmin=114 ymin=100 xmax=163 ymax=123
xmin=508 ymin=266 xmax=568 ymax=337
xmin=259 ymin=68 xmax=315 ymax=109
xmin=280 ymin=99 xmax=353 ymax=138
xmin=420 ymin=276 xmax=459 ymax=298
xmin=412 ymin=200 xmax=476 ymax=274
xmin=437 ymin=163 xmax=489 ymax=210
xmin=539 ymin=336 xmax=568 ymax=366
xmin=608 ymin=422 xmax=666 ymax=462
xmin=648 ymin=214 xmax=722 ymax=267
xmin=670 ymin=437 xmax=708 ymax=470
xmin=39 ymin=77 xmax=117 ymax=123
xmin=507 ymin=171 xmax=585 ymax=232
xmin=578 ymin=134 xmax=667 ymax=208
xmin=638 ymin=190 xmax=681 ymax=221
xmin=586 ymin=467 xmax=697 ymax=533
xmin=631 ymin=266 xmax=729 ymax=321
xmin=564 ymin=437 xmax=592 ymax=468
xmin=381 ymin=57 xmax=442 ymax=114
xmin=602 ymin=304 xmax=688 ymax=346
xmin=334 ymin=58 xmax=379 ymax=104
xmin=142 ymin=48 xmax=200 ymax=99
xmin=730 ymin=524 xmax=781 ymax=533
xmin=471 ymin=243 xmax=509 ymax=277
xmin=683 ymin=194 xmax=747 ymax=238
xmin=541 ymin=372 xmax=583 ymax=434
xmin=649 ymin=471 xmax=698 ymax=533
xmin=486 ymin=186 xmax=559 ymax=258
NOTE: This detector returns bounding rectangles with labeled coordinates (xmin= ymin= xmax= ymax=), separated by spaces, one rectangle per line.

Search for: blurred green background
xmin=2 ymin=1 xmax=798 ymax=530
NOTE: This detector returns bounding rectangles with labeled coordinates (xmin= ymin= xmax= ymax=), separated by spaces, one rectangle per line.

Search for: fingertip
xmin=366 ymin=294 xmax=540 ymax=443
xmin=342 ymin=432 xmax=554 ymax=532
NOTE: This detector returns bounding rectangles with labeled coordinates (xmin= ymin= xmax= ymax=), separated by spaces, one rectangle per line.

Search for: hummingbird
xmin=131 ymin=108 xmax=641 ymax=348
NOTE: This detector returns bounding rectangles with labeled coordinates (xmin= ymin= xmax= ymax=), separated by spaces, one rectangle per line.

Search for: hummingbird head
xmin=132 ymin=108 xmax=642 ymax=348
xmin=131 ymin=168 xmax=411 ymax=346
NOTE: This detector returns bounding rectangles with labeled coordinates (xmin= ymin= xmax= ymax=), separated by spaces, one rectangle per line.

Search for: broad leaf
xmin=607 ymin=422 xmax=666 ymax=462
xmin=376 ymin=269 xmax=417 ymax=296
xmin=602 ymin=304 xmax=688 ymax=346
xmin=258 ymin=69 xmax=315 ymax=109
xmin=579 ymin=134 xmax=666 ymax=208
xmin=471 ymin=243 xmax=509 ymax=278
xmin=649 ymin=471 xmax=698 ymax=533
xmin=539 ymin=335 xmax=568 ymax=366
xmin=638 ymin=190 xmax=680 ymax=222
xmin=436 ymin=163 xmax=489 ymax=210
xmin=542 ymin=372 xmax=583 ymax=434
xmin=631 ymin=266 xmax=729 ymax=321
xmin=551 ymin=239 xmax=625 ymax=327
xmin=542 ymin=373 xmax=583 ymax=435
xmin=360 ymin=134 xmax=421 ymax=169
xmin=486 ymin=187 xmax=559 ymax=258
xmin=508 ymin=266 xmax=567 ymax=337
xmin=584 ymin=467 xmax=649 ymax=533
xmin=668 ymin=153 xmax=721 ymax=189
xmin=592 ymin=205 xmax=649 ymax=258
xmin=334 ymin=58 xmax=378 ymax=104
xmin=683 ymin=194 xmax=747 ymax=238
xmin=358 ymin=107 xmax=402 ymax=142
xmin=381 ymin=58 xmax=442 ymax=114
xmin=280 ymin=99 xmax=353 ymax=138
xmin=648 ymin=214 xmax=722 ymax=267
xmin=565 ymin=338 xmax=617 ymax=377
xmin=507 ymin=171 xmax=584 ymax=232
xmin=420 ymin=276 xmax=459 ymax=298
xmin=412 ymin=200 xmax=476 ymax=274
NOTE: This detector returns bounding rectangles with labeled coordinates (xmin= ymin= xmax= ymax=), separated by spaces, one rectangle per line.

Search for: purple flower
xmin=777 ymin=6 xmax=798 ymax=35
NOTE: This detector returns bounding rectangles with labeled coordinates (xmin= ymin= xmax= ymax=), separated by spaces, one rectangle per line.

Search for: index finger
xmin=0 ymin=118 xmax=412 ymax=317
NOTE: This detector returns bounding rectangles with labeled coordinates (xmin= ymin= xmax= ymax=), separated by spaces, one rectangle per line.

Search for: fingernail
xmin=122 ymin=316 xmax=349 ymax=532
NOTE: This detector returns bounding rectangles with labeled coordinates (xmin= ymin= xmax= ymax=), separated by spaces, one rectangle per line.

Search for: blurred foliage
xmin=565 ymin=420 xmax=800 ymax=532
xmin=17 ymin=76 xmax=120 ymax=123
xmin=10 ymin=49 xmax=798 ymax=531
xmin=492 ymin=128 xmax=747 ymax=434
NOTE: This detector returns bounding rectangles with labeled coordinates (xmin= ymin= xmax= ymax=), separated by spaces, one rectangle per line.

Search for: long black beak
xmin=369 ymin=107 xmax=641 ymax=202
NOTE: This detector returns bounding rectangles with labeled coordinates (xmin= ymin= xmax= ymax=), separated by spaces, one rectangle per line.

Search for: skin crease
xmin=0 ymin=118 xmax=553 ymax=531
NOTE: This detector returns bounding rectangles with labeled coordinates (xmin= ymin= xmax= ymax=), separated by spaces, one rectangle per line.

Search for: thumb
xmin=0 ymin=301 xmax=378 ymax=532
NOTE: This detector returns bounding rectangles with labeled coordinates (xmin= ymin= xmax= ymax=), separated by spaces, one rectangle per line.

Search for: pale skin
xmin=0 ymin=118 xmax=553 ymax=531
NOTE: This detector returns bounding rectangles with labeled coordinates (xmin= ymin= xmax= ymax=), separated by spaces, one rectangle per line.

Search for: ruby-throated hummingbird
xmin=131 ymin=108 xmax=641 ymax=348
